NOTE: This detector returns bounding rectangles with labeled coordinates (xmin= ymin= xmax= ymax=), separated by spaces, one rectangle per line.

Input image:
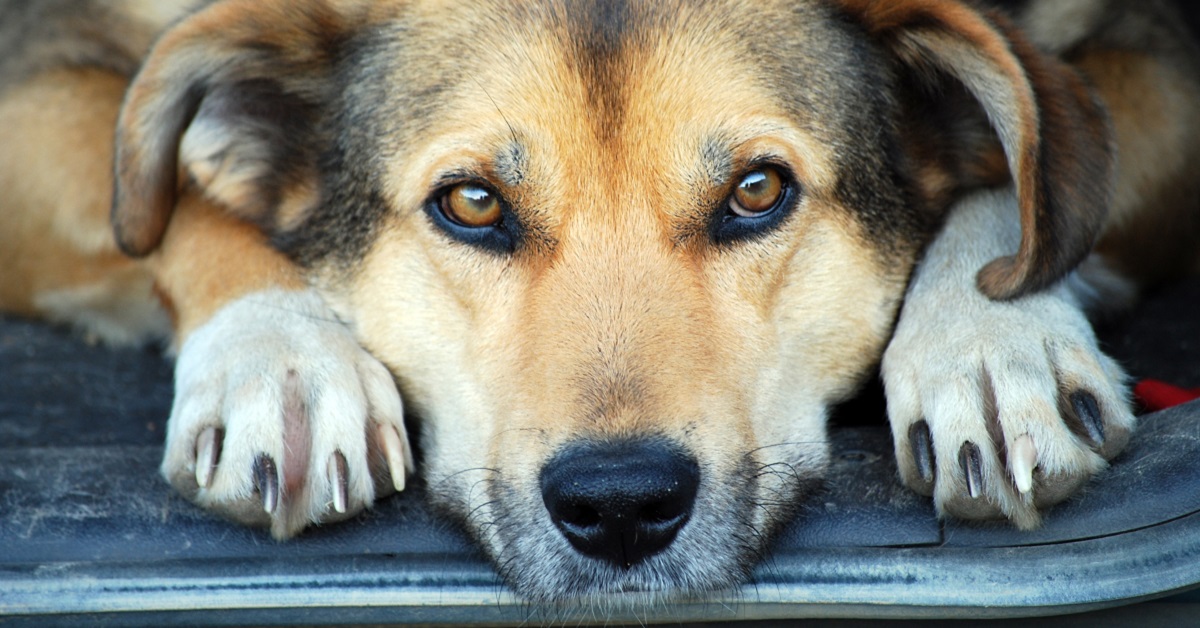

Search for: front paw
xmin=160 ymin=288 xmax=413 ymax=538
xmin=882 ymin=282 xmax=1135 ymax=529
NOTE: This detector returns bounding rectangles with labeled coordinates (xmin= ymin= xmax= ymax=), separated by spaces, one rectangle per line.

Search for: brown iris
xmin=441 ymin=183 xmax=502 ymax=228
xmin=729 ymin=168 xmax=784 ymax=217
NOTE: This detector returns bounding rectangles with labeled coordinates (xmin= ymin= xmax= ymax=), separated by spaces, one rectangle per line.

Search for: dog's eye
xmin=729 ymin=168 xmax=784 ymax=217
xmin=711 ymin=165 xmax=797 ymax=244
xmin=441 ymin=183 xmax=502 ymax=228
xmin=426 ymin=181 xmax=519 ymax=253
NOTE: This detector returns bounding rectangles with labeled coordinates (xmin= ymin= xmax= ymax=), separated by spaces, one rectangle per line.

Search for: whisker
xmin=433 ymin=466 xmax=501 ymax=485
xmin=744 ymin=439 xmax=827 ymax=457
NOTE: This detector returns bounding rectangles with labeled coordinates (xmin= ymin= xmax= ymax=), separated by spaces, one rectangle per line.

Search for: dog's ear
xmin=836 ymin=0 xmax=1113 ymax=300
xmin=112 ymin=0 xmax=361 ymax=257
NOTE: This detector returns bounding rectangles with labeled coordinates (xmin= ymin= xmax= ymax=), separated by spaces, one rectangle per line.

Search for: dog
xmin=2 ymin=0 xmax=1199 ymax=603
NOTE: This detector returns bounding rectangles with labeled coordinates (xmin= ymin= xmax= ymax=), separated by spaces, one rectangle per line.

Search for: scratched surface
xmin=0 ymin=316 xmax=172 ymax=447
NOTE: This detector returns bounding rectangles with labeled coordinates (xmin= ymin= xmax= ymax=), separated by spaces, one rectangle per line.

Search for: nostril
xmin=540 ymin=438 xmax=701 ymax=569
xmin=640 ymin=499 xmax=685 ymax=525
xmin=557 ymin=500 xmax=602 ymax=532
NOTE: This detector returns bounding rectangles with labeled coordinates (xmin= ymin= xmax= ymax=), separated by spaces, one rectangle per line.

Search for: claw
xmin=379 ymin=423 xmax=408 ymax=492
xmin=958 ymin=442 xmax=984 ymax=499
xmin=329 ymin=451 xmax=349 ymax=514
xmin=195 ymin=427 xmax=220 ymax=489
xmin=253 ymin=454 xmax=279 ymax=515
xmin=1011 ymin=434 xmax=1037 ymax=494
xmin=909 ymin=421 xmax=935 ymax=484
xmin=1070 ymin=390 xmax=1105 ymax=446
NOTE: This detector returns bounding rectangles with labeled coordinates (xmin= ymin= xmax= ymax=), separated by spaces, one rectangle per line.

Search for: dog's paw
xmin=881 ymin=191 xmax=1135 ymax=529
xmin=882 ymin=283 xmax=1134 ymax=528
xmin=160 ymin=288 xmax=413 ymax=538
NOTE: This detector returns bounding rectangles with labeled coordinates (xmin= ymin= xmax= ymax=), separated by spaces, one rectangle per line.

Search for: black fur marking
xmin=560 ymin=0 xmax=633 ymax=142
xmin=271 ymin=25 xmax=414 ymax=269
xmin=980 ymin=0 xmax=1033 ymax=17
xmin=193 ymin=78 xmax=321 ymax=225
xmin=735 ymin=2 xmax=928 ymax=252
xmin=274 ymin=146 xmax=389 ymax=269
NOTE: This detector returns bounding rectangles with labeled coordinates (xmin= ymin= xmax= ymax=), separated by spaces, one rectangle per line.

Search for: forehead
xmin=347 ymin=0 xmax=883 ymax=188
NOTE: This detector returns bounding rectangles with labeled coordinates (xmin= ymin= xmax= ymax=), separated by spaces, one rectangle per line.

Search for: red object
xmin=1134 ymin=379 xmax=1200 ymax=412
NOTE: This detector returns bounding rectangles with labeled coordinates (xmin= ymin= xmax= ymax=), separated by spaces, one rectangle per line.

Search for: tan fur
xmin=329 ymin=16 xmax=896 ymax=527
xmin=1080 ymin=49 xmax=1200 ymax=283
xmin=0 ymin=68 xmax=167 ymax=344
xmin=147 ymin=195 xmax=307 ymax=341
xmin=0 ymin=61 xmax=300 ymax=345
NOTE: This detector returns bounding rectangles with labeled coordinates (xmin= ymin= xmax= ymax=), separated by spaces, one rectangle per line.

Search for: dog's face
xmin=113 ymin=0 xmax=1111 ymax=601
xmin=329 ymin=1 xmax=917 ymax=597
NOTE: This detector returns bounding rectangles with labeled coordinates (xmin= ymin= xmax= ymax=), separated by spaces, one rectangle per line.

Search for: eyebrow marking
xmin=668 ymin=136 xmax=736 ymax=249
xmin=563 ymin=0 xmax=633 ymax=142
xmin=699 ymin=135 xmax=733 ymax=188
xmin=494 ymin=140 xmax=528 ymax=188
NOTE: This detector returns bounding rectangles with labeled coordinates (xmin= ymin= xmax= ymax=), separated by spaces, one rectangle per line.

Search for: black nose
xmin=540 ymin=439 xmax=700 ymax=569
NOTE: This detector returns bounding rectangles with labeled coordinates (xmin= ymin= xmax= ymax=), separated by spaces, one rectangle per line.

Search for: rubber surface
xmin=1 ymin=278 xmax=1198 ymax=624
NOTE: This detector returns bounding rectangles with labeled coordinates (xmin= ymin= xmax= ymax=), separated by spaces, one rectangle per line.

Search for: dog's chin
xmin=469 ymin=457 xmax=813 ymax=604
xmin=491 ymin=493 xmax=758 ymax=603
xmin=423 ymin=423 xmax=830 ymax=601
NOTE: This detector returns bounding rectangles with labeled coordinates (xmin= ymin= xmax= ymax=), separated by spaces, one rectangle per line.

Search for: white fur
xmin=179 ymin=112 xmax=272 ymax=213
xmin=160 ymin=288 xmax=410 ymax=538
xmin=33 ymin=273 xmax=171 ymax=347
xmin=882 ymin=188 xmax=1135 ymax=528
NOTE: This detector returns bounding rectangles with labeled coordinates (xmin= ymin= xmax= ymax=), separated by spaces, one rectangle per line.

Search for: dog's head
xmin=113 ymin=0 xmax=1111 ymax=601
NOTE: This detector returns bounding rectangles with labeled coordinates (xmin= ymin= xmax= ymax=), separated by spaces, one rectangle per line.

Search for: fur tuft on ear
xmin=836 ymin=0 xmax=1114 ymax=300
xmin=111 ymin=0 xmax=362 ymax=257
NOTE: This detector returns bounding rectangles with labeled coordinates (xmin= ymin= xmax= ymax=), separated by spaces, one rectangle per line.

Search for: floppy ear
xmin=837 ymin=0 xmax=1114 ymax=300
xmin=112 ymin=0 xmax=361 ymax=257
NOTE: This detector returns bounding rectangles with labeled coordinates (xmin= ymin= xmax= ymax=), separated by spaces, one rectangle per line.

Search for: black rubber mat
xmin=1 ymin=278 xmax=1197 ymax=624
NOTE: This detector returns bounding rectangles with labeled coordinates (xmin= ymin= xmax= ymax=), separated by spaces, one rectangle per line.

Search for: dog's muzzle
xmin=539 ymin=439 xmax=700 ymax=570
